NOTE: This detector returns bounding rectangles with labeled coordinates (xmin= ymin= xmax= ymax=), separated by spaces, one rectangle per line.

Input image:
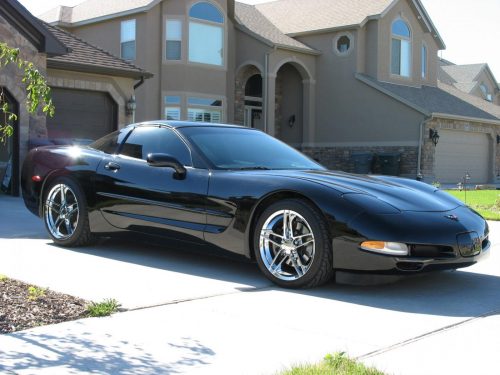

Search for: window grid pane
xmin=121 ymin=20 xmax=136 ymax=42
xmin=189 ymin=2 xmax=224 ymax=23
xmin=188 ymin=108 xmax=222 ymax=123
xmin=189 ymin=22 xmax=223 ymax=66
xmin=166 ymin=41 xmax=181 ymax=60
xmin=121 ymin=41 xmax=135 ymax=60
xmin=165 ymin=107 xmax=181 ymax=120
xmin=421 ymin=45 xmax=427 ymax=78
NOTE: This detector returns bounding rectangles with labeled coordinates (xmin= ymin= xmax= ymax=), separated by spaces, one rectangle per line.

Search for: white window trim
xmin=162 ymin=92 xmax=226 ymax=122
xmin=333 ymin=32 xmax=354 ymax=57
xmin=390 ymin=17 xmax=412 ymax=79
xmin=120 ymin=19 xmax=136 ymax=61
xmin=421 ymin=42 xmax=428 ymax=80
xmin=164 ymin=16 xmax=185 ymax=63
xmin=187 ymin=1 xmax=227 ymax=69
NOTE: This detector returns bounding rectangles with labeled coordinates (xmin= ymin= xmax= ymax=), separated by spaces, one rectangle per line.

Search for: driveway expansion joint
xmin=356 ymin=308 xmax=500 ymax=360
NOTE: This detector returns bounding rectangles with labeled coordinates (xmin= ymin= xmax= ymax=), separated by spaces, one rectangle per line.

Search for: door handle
xmin=104 ymin=162 xmax=121 ymax=171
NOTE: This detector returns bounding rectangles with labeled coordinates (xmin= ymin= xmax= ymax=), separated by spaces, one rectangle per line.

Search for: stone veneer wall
xmin=302 ymin=146 xmax=419 ymax=178
xmin=234 ymin=65 xmax=261 ymax=125
xmin=0 ymin=14 xmax=48 ymax=193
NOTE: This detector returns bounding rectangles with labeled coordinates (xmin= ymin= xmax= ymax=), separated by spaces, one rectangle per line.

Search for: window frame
xmin=165 ymin=18 xmax=183 ymax=62
xmin=421 ymin=42 xmax=428 ymax=80
xmin=187 ymin=1 xmax=226 ymax=68
xmin=390 ymin=18 xmax=412 ymax=79
xmin=333 ymin=32 xmax=353 ymax=57
xmin=187 ymin=95 xmax=224 ymax=123
xmin=120 ymin=19 xmax=136 ymax=61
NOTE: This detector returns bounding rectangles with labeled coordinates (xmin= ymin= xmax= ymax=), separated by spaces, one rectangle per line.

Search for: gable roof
xmin=356 ymin=73 xmax=500 ymax=123
xmin=1 ymin=0 xmax=68 ymax=56
xmin=234 ymin=2 xmax=318 ymax=54
xmin=45 ymin=23 xmax=152 ymax=79
xmin=438 ymin=63 xmax=500 ymax=95
xmin=254 ymin=0 xmax=445 ymax=48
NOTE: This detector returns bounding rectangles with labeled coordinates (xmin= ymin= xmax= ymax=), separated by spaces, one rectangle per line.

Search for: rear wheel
xmin=253 ymin=199 xmax=334 ymax=288
xmin=43 ymin=177 xmax=95 ymax=247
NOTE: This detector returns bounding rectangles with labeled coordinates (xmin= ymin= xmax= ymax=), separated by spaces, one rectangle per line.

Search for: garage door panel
xmin=47 ymin=88 xmax=117 ymax=141
xmin=434 ymin=130 xmax=489 ymax=184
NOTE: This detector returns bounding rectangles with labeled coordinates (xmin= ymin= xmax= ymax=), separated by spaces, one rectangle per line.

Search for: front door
xmin=95 ymin=126 xmax=209 ymax=243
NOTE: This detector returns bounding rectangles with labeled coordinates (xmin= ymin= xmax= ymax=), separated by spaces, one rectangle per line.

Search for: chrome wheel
xmin=259 ymin=209 xmax=315 ymax=281
xmin=44 ymin=183 xmax=79 ymax=240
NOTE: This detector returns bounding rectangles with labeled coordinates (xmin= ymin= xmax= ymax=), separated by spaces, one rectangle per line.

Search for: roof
xmin=438 ymin=63 xmax=500 ymax=94
xmin=356 ymin=73 xmax=500 ymax=123
xmin=254 ymin=0 xmax=445 ymax=48
xmin=0 ymin=0 xmax=68 ymax=56
xmin=45 ymin=23 xmax=152 ymax=79
xmin=255 ymin=0 xmax=394 ymax=34
xmin=39 ymin=0 xmax=160 ymax=26
xmin=234 ymin=2 xmax=318 ymax=54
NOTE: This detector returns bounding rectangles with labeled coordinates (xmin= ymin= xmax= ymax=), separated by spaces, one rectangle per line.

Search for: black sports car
xmin=21 ymin=121 xmax=490 ymax=288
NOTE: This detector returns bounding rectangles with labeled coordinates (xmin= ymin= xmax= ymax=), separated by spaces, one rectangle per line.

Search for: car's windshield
xmin=179 ymin=126 xmax=325 ymax=170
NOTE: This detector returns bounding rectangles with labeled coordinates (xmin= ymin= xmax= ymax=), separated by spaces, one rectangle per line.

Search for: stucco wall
xmin=376 ymin=0 xmax=440 ymax=87
xmin=69 ymin=0 xmax=236 ymax=123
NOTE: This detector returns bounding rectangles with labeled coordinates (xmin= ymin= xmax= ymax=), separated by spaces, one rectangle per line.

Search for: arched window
xmin=189 ymin=2 xmax=224 ymax=66
xmin=480 ymin=83 xmax=492 ymax=102
xmin=391 ymin=19 xmax=411 ymax=77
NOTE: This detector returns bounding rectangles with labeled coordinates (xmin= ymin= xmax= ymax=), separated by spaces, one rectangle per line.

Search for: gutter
xmin=431 ymin=112 xmax=500 ymax=126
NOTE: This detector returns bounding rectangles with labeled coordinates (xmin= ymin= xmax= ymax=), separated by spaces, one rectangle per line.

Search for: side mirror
xmin=147 ymin=153 xmax=187 ymax=178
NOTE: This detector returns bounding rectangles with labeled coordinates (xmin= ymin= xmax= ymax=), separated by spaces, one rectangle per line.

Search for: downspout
xmin=417 ymin=114 xmax=433 ymax=180
xmin=134 ymin=76 xmax=145 ymax=90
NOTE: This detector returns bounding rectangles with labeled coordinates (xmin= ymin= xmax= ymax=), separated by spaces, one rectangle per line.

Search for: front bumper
xmin=332 ymin=206 xmax=490 ymax=274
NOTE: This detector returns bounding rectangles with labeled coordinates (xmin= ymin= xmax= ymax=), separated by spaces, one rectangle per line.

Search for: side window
xmin=90 ymin=129 xmax=130 ymax=154
xmin=119 ymin=127 xmax=192 ymax=166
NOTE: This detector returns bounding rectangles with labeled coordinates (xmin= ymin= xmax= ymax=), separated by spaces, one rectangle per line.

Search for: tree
xmin=0 ymin=42 xmax=54 ymax=142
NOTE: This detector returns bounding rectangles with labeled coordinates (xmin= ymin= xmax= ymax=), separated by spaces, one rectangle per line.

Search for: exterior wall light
xmin=126 ymin=95 xmax=137 ymax=117
xmin=288 ymin=114 xmax=296 ymax=128
xmin=429 ymin=128 xmax=439 ymax=146
xmin=496 ymin=134 xmax=500 ymax=144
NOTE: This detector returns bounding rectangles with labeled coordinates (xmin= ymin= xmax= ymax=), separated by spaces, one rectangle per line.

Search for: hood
xmin=275 ymin=170 xmax=463 ymax=212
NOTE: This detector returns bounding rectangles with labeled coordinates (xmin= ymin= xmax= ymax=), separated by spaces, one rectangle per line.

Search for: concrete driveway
xmin=0 ymin=195 xmax=499 ymax=374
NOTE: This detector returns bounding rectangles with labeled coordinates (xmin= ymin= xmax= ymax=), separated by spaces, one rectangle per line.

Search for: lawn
xmin=278 ymin=353 xmax=385 ymax=375
xmin=444 ymin=189 xmax=500 ymax=220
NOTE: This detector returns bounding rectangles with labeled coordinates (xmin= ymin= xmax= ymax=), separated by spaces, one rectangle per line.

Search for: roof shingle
xmin=234 ymin=2 xmax=317 ymax=53
xmin=357 ymin=74 xmax=500 ymax=122
xmin=45 ymin=23 xmax=152 ymax=79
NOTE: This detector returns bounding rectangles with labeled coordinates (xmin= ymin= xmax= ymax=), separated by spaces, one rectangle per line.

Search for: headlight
xmin=342 ymin=193 xmax=400 ymax=214
xmin=360 ymin=241 xmax=409 ymax=256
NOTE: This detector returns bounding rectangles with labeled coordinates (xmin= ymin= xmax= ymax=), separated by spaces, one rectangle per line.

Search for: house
xmin=36 ymin=0 xmax=500 ymax=185
xmin=0 ymin=0 xmax=151 ymax=196
xmin=438 ymin=59 xmax=500 ymax=105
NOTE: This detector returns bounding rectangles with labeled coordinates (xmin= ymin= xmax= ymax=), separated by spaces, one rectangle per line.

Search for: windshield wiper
xmin=234 ymin=166 xmax=271 ymax=170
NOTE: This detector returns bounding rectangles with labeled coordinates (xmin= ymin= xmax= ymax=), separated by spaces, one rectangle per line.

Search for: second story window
xmin=391 ymin=19 xmax=411 ymax=78
xmin=121 ymin=19 xmax=136 ymax=60
xmin=164 ymin=95 xmax=181 ymax=120
xmin=166 ymin=19 xmax=182 ymax=60
xmin=480 ymin=84 xmax=493 ymax=102
xmin=421 ymin=44 xmax=427 ymax=79
xmin=188 ymin=2 xmax=224 ymax=66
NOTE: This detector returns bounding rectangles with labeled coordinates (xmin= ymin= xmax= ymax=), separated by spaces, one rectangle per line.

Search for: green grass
xmin=278 ymin=353 xmax=386 ymax=375
xmin=86 ymin=299 xmax=120 ymax=317
xmin=27 ymin=286 xmax=47 ymax=301
xmin=444 ymin=189 xmax=500 ymax=220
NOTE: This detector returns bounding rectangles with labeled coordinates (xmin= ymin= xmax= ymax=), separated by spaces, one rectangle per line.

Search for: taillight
xmin=32 ymin=175 xmax=42 ymax=182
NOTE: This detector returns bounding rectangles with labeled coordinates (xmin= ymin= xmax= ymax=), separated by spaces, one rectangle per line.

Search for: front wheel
xmin=43 ymin=176 xmax=95 ymax=247
xmin=253 ymin=199 xmax=334 ymax=288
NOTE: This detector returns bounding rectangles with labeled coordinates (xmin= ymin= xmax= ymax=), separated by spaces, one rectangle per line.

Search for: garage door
xmin=46 ymin=88 xmax=117 ymax=141
xmin=434 ymin=130 xmax=490 ymax=184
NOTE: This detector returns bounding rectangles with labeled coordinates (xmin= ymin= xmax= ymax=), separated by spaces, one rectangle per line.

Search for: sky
xmin=18 ymin=0 xmax=500 ymax=81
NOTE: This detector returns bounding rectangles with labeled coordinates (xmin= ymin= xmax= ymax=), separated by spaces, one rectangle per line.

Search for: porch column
xmin=264 ymin=73 xmax=276 ymax=136
xmin=302 ymin=79 xmax=316 ymax=145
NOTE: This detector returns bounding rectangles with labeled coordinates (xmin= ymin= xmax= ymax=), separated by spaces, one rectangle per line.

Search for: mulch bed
xmin=0 ymin=277 xmax=88 ymax=334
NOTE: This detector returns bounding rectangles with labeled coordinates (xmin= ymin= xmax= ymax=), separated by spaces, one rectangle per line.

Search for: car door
xmin=94 ymin=125 xmax=209 ymax=243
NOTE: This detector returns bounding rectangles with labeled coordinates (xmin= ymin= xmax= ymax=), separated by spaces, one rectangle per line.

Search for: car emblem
xmin=445 ymin=214 xmax=459 ymax=221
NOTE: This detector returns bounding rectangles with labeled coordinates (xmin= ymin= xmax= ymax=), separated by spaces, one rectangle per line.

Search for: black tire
xmin=42 ymin=176 xmax=96 ymax=247
xmin=253 ymin=199 xmax=334 ymax=288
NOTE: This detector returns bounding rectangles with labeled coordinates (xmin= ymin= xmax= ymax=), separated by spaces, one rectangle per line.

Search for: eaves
xmin=47 ymin=60 xmax=154 ymax=80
